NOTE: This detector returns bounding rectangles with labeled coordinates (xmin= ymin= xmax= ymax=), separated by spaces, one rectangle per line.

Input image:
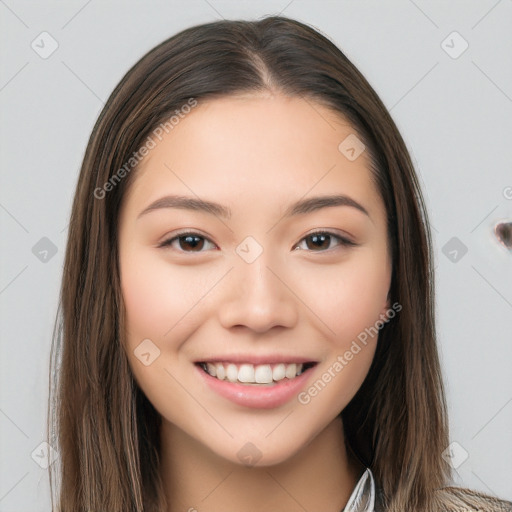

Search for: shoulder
xmin=434 ymin=486 xmax=512 ymax=512
xmin=373 ymin=484 xmax=512 ymax=512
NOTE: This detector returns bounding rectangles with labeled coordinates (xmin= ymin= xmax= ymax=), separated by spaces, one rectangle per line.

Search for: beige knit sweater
xmin=373 ymin=484 xmax=512 ymax=511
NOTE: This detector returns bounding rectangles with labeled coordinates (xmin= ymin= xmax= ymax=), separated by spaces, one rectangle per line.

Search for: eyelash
xmin=157 ymin=229 xmax=357 ymax=253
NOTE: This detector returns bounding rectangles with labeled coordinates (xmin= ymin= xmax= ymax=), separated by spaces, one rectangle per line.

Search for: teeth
xmin=202 ymin=362 xmax=306 ymax=384
xmin=215 ymin=363 xmax=226 ymax=380
xmin=206 ymin=363 xmax=217 ymax=377
xmin=285 ymin=363 xmax=297 ymax=379
xmin=272 ymin=363 xmax=286 ymax=381
xmin=226 ymin=364 xmax=238 ymax=382
xmin=238 ymin=364 xmax=255 ymax=383
xmin=254 ymin=364 xmax=273 ymax=384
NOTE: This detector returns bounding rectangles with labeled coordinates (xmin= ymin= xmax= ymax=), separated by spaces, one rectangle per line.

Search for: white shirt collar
xmin=342 ymin=467 xmax=375 ymax=512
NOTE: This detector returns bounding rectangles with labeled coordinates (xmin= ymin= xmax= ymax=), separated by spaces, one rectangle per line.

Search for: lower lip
xmin=196 ymin=364 xmax=315 ymax=409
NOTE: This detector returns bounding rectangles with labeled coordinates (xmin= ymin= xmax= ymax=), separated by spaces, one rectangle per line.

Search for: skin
xmin=118 ymin=93 xmax=392 ymax=512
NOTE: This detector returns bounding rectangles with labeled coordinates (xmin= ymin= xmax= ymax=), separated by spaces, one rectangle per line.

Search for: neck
xmin=159 ymin=416 xmax=364 ymax=512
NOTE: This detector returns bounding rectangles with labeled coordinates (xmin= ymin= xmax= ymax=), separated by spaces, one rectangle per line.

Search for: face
xmin=118 ymin=93 xmax=392 ymax=466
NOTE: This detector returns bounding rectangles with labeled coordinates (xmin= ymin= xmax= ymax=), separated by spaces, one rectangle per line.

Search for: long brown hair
xmin=47 ymin=15 xmax=506 ymax=511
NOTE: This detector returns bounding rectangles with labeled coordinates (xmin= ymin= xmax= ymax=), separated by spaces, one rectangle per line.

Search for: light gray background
xmin=1 ymin=1 xmax=511 ymax=510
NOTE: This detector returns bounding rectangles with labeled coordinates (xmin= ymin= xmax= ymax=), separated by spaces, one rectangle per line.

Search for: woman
xmin=47 ymin=15 xmax=512 ymax=512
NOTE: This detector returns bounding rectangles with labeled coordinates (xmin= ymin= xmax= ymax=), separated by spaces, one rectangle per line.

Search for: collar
xmin=341 ymin=467 xmax=375 ymax=512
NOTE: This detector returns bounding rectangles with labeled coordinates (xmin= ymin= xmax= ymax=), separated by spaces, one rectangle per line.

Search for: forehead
xmin=122 ymin=94 xmax=385 ymax=224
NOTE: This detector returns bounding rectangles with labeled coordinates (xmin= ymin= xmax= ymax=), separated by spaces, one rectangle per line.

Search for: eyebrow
xmin=137 ymin=194 xmax=370 ymax=220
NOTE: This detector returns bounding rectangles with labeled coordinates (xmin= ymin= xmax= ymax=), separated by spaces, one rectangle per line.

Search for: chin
xmin=201 ymin=426 xmax=315 ymax=469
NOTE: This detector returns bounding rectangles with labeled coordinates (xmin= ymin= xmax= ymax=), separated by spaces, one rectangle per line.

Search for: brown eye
xmin=159 ymin=232 xmax=217 ymax=252
xmin=294 ymin=231 xmax=357 ymax=252
xmin=177 ymin=235 xmax=205 ymax=251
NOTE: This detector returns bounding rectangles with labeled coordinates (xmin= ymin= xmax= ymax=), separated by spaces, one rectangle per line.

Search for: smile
xmin=195 ymin=360 xmax=318 ymax=409
xmin=198 ymin=361 xmax=316 ymax=385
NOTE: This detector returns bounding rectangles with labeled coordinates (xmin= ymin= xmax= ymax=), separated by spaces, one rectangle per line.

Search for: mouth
xmin=196 ymin=361 xmax=317 ymax=386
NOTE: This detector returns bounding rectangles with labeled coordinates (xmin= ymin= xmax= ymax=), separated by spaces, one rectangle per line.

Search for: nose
xmin=217 ymin=254 xmax=298 ymax=334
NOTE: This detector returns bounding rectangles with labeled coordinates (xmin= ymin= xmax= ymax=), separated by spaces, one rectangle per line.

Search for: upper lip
xmin=195 ymin=355 xmax=318 ymax=365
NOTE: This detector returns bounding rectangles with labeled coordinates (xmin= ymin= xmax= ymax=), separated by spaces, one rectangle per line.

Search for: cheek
xmin=296 ymin=253 xmax=390 ymax=347
xmin=120 ymin=248 xmax=207 ymax=347
xmin=119 ymin=248 xmax=208 ymax=414
xmin=294 ymin=256 xmax=389 ymax=413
